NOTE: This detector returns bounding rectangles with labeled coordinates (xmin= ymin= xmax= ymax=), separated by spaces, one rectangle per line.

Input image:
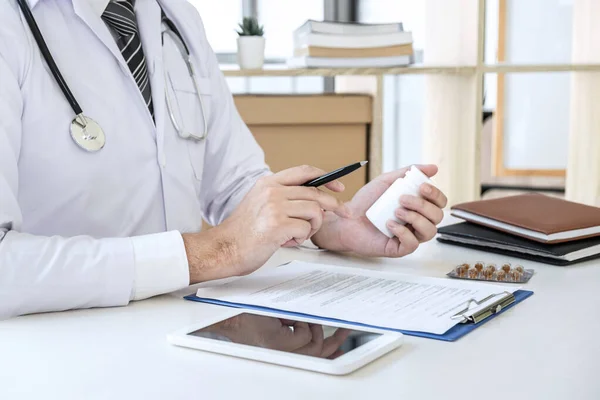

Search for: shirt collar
xmin=28 ymin=0 xmax=111 ymax=16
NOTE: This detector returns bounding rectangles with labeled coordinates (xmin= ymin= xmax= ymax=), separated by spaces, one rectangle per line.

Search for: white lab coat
xmin=0 ymin=0 xmax=270 ymax=320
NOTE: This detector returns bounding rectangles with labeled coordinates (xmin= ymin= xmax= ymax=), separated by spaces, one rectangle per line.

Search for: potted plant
xmin=236 ymin=17 xmax=265 ymax=70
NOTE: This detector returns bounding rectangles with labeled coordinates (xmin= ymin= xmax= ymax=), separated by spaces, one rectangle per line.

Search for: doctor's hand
xmin=311 ymin=165 xmax=447 ymax=258
xmin=199 ymin=314 xmax=350 ymax=358
xmin=182 ymin=165 xmax=351 ymax=283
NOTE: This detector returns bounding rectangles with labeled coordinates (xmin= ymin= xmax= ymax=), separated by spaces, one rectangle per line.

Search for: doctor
xmin=0 ymin=0 xmax=448 ymax=320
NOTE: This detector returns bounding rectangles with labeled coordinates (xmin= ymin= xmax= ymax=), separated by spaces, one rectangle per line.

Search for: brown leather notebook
xmin=450 ymin=193 xmax=600 ymax=244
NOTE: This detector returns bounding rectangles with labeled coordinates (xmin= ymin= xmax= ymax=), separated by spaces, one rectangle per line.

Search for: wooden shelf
xmin=220 ymin=63 xmax=600 ymax=77
xmin=220 ymin=64 xmax=475 ymax=77
xmin=482 ymin=63 xmax=600 ymax=73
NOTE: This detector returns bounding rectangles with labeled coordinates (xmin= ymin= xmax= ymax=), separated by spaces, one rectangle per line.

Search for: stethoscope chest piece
xmin=18 ymin=0 xmax=204 ymax=152
xmin=70 ymin=115 xmax=106 ymax=152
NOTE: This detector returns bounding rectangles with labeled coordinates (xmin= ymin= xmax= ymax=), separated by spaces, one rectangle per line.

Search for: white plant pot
xmin=237 ymin=36 xmax=265 ymax=70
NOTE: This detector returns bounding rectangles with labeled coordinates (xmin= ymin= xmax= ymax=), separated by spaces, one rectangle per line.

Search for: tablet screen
xmin=187 ymin=313 xmax=381 ymax=360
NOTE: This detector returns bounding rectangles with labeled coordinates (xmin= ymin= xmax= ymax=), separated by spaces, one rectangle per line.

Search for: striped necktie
xmin=102 ymin=0 xmax=154 ymax=120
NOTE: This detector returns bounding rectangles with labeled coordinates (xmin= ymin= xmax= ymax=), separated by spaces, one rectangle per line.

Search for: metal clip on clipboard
xmin=451 ymin=292 xmax=516 ymax=324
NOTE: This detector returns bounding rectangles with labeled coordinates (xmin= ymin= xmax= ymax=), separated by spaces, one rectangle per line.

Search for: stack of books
xmin=288 ymin=20 xmax=413 ymax=68
xmin=437 ymin=193 xmax=600 ymax=266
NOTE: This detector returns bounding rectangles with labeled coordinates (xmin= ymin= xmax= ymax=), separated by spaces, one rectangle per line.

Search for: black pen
xmin=302 ymin=161 xmax=368 ymax=187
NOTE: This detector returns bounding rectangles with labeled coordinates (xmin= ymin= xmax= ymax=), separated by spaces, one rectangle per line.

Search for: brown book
xmin=450 ymin=193 xmax=600 ymax=243
xmin=294 ymin=44 xmax=414 ymax=58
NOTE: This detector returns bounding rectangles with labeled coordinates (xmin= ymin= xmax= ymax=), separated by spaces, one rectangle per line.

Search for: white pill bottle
xmin=365 ymin=165 xmax=435 ymax=238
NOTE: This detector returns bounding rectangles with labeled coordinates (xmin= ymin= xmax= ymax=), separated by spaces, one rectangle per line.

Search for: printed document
xmin=195 ymin=261 xmax=519 ymax=335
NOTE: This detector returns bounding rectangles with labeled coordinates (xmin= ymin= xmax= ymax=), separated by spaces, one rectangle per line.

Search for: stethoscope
xmin=16 ymin=0 xmax=208 ymax=153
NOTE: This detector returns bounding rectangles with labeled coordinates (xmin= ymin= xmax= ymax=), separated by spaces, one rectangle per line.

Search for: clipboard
xmin=451 ymin=291 xmax=516 ymax=324
xmin=183 ymin=289 xmax=534 ymax=342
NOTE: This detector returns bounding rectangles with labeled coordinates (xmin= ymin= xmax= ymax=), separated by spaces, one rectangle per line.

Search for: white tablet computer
xmin=167 ymin=309 xmax=403 ymax=375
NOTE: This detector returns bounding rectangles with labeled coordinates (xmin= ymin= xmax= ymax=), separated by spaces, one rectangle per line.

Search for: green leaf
xmin=236 ymin=16 xmax=264 ymax=36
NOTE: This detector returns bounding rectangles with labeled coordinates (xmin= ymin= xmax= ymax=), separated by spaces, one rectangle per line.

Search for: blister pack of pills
xmin=447 ymin=262 xmax=534 ymax=283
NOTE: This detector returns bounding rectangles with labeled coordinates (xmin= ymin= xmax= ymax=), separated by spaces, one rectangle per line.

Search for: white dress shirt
xmin=0 ymin=0 xmax=270 ymax=320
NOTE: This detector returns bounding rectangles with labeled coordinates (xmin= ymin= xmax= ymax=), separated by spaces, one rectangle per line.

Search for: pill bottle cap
xmin=404 ymin=165 xmax=434 ymax=187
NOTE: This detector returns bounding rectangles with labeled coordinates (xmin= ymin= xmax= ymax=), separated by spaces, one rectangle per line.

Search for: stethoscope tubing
xmin=16 ymin=0 xmax=84 ymax=116
xmin=16 ymin=0 xmax=207 ymax=145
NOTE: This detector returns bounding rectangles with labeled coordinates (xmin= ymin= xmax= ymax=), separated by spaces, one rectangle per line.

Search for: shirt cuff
xmin=130 ymin=231 xmax=190 ymax=301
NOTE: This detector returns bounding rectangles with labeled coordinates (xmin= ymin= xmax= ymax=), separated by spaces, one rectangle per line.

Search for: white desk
xmin=1 ymin=221 xmax=600 ymax=400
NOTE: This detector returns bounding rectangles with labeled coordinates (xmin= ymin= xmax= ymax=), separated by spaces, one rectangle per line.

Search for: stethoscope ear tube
xmin=16 ymin=0 xmax=83 ymax=116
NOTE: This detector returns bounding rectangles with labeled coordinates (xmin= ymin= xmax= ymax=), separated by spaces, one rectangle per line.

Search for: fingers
xmin=272 ymin=165 xmax=344 ymax=192
xmin=386 ymin=221 xmax=420 ymax=257
xmin=324 ymin=180 xmax=345 ymax=193
xmin=281 ymin=239 xmax=301 ymax=248
xmin=399 ymin=195 xmax=444 ymax=226
xmin=395 ymin=208 xmax=437 ymax=242
xmin=311 ymin=323 xmax=325 ymax=345
xmin=285 ymin=201 xmax=324 ymax=238
xmin=281 ymin=218 xmax=312 ymax=246
xmin=416 ymin=164 xmax=439 ymax=178
xmin=283 ymin=186 xmax=351 ymax=218
xmin=294 ymin=324 xmax=325 ymax=357
xmin=419 ymin=183 xmax=448 ymax=209
xmin=287 ymin=324 xmax=350 ymax=358
xmin=320 ymin=328 xmax=351 ymax=358
xmin=327 ymin=349 xmax=345 ymax=360
xmin=295 ymin=326 xmax=349 ymax=358
xmin=280 ymin=321 xmax=313 ymax=351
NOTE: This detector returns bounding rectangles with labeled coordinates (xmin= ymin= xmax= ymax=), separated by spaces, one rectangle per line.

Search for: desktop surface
xmin=1 ymin=216 xmax=599 ymax=400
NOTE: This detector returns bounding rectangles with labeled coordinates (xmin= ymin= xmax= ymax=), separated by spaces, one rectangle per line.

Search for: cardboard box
xmin=234 ymin=94 xmax=372 ymax=202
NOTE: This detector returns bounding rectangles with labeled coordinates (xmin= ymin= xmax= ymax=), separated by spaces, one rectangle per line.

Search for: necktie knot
xmin=102 ymin=0 xmax=138 ymax=37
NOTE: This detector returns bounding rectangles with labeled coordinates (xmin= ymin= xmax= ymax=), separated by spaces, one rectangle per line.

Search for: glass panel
xmin=258 ymin=0 xmax=324 ymax=59
xmin=505 ymin=0 xmax=573 ymax=64
xmin=484 ymin=0 xmax=500 ymax=65
xmin=484 ymin=73 xmax=497 ymax=111
xmin=188 ymin=0 xmax=243 ymax=54
xmin=293 ymin=77 xmax=325 ymax=94
xmin=224 ymin=77 xmax=325 ymax=95
xmin=485 ymin=0 xmax=573 ymax=65
xmin=381 ymin=75 xmax=426 ymax=173
xmin=225 ymin=77 xmax=247 ymax=94
xmin=501 ymin=72 xmax=570 ymax=170
xmin=227 ymin=77 xmax=324 ymax=95
xmin=248 ymin=77 xmax=294 ymax=93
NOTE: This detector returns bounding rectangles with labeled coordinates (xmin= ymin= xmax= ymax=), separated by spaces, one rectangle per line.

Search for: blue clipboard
xmin=184 ymin=289 xmax=534 ymax=342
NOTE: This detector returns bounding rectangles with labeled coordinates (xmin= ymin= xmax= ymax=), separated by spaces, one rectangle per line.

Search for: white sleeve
xmin=192 ymin=13 xmax=271 ymax=226
xmin=0 ymin=25 xmax=189 ymax=320
xmin=130 ymin=232 xmax=190 ymax=300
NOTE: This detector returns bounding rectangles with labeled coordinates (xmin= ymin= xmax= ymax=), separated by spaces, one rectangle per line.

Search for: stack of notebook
xmin=288 ymin=20 xmax=413 ymax=68
xmin=437 ymin=193 xmax=600 ymax=265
